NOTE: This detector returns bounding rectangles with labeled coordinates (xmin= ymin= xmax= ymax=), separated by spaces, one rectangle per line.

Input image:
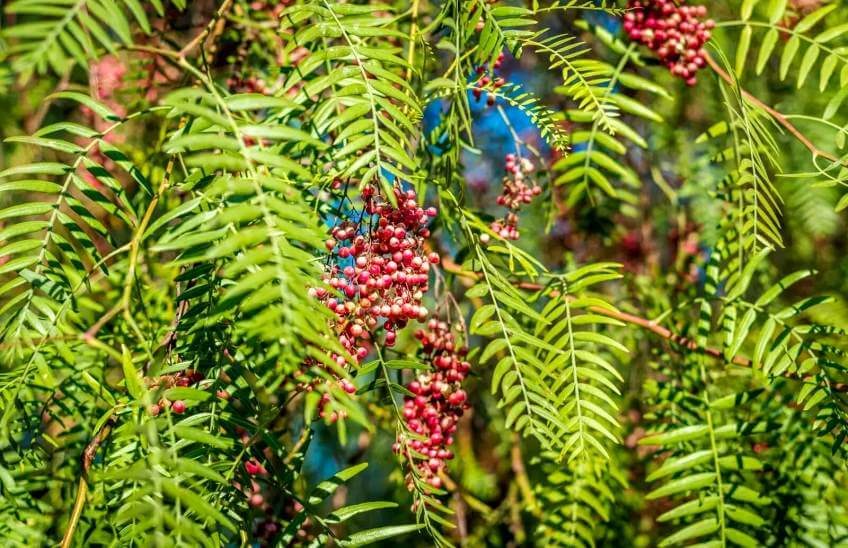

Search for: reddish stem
xmin=703 ymin=51 xmax=846 ymax=168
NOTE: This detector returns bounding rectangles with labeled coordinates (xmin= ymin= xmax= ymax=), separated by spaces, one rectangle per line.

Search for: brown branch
xmin=158 ymin=284 xmax=192 ymax=352
xmin=522 ymin=279 xmax=750 ymax=366
xmin=60 ymin=413 xmax=118 ymax=548
xmin=703 ymin=51 xmax=846 ymax=168
xmin=178 ymin=0 xmax=234 ymax=58
xmin=82 ymin=416 xmax=117 ymax=473
xmin=599 ymin=306 xmax=749 ymax=365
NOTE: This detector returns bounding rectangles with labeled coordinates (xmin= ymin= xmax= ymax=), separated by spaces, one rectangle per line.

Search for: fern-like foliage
xmin=537 ymin=267 xmax=626 ymax=462
xmin=157 ymin=88 xmax=346 ymax=384
xmin=716 ymin=248 xmax=848 ymax=454
xmin=762 ymin=412 xmax=848 ymax=545
xmin=2 ymin=0 xmax=848 ymax=545
xmin=96 ymin=397 xmax=412 ymax=546
xmin=469 ymin=248 xmax=563 ymax=451
xmin=470 ymin=2 xmax=535 ymax=67
xmin=699 ymin=63 xmax=784 ymax=276
xmin=468 ymin=236 xmax=624 ymax=459
xmin=781 ymin=174 xmax=841 ymax=239
xmin=525 ymin=31 xmax=618 ymax=133
xmin=534 ymin=453 xmax=625 ymax=547
xmin=2 ymin=0 xmax=161 ymax=80
xmin=0 ymin=95 xmax=144 ymax=411
xmin=731 ymin=3 xmax=848 ymax=96
xmin=280 ymin=2 xmax=420 ymax=200
xmin=641 ymin=353 xmax=772 ymax=547
xmin=641 ymin=241 xmax=848 ymax=546
xmin=553 ymin=23 xmax=668 ymax=213
xmin=722 ymin=2 xmax=848 ymax=220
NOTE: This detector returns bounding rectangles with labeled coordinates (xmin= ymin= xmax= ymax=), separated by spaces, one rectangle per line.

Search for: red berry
xmin=245 ymin=459 xmax=264 ymax=476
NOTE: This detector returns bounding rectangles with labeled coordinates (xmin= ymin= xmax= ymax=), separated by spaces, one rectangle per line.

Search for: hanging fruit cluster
xmin=623 ymin=0 xmax=714 ymax=85
xmin=472 ymin=52 xmax=506 ymax=106
xmin=395 ymin=320 xmax=471 ymax=490
xmin=490 ymin=153 xmax=541 ymax=241
xmin=145 ymin=369 xmax=204 ymax=416
xmin=308 ymin=184 xmax=440 ymax=421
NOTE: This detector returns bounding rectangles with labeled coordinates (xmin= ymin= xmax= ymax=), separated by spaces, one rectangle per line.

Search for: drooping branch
xmin=439 ymin=256 xmax=848 ymax=391
xmin=593 ymin=304 xmax=751 ymax=366
xmin=438 ymin=256 xmax=743 ymax=362
xmin=703 ymin=51 xmax=847 ymax=168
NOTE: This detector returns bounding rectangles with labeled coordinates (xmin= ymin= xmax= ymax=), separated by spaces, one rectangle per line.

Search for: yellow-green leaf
xmin=780 ymin=35 xmax=800 ymax=79
xmin=797 ymin=44 xmax=820 ymax=87
xmin=756 ymin=28 xmax=779 ymax=74
xmin=736 ymin=25 xmax=753 ymax=76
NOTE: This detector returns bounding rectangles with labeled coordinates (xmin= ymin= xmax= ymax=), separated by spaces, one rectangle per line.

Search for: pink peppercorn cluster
xmin=311 ymin=184 xmax=438 ymax=359
xmin=394 ymin=320 xmax=471 ymax=490
xmin=490 ymin=154 xmax=541 ymax=241
xmin=472 ymin=52 xmax=506 ymax=106
xmin=255 ymin=500 xmax=310 ymax=544
xmin=307 ymin=184 xmax=439 ymax=421
xmin=146 ymin=369 xmax=204 ymax=416
xmin=314 ymin=378 xmax=358 ymax=423
xmin=623 ymin=0 xmax=715 ymax=86
xmin=232 ymin=433 xmax=290 ymax=536
xmin=227 ymin=75 xmax=272 ymax=94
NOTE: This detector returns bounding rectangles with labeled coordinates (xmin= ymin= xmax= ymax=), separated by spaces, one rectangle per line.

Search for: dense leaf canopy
xmin=1 ymin=0 xmax=847 ymax=546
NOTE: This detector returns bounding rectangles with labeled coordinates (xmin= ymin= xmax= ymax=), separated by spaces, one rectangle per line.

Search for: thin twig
xmin=283 ymin=427 xmax=312 ymax=465
xmin=82 ymin=302 xmax=124 ymax=343
xmin=120 ymin=139 xmax=181 ymax=357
